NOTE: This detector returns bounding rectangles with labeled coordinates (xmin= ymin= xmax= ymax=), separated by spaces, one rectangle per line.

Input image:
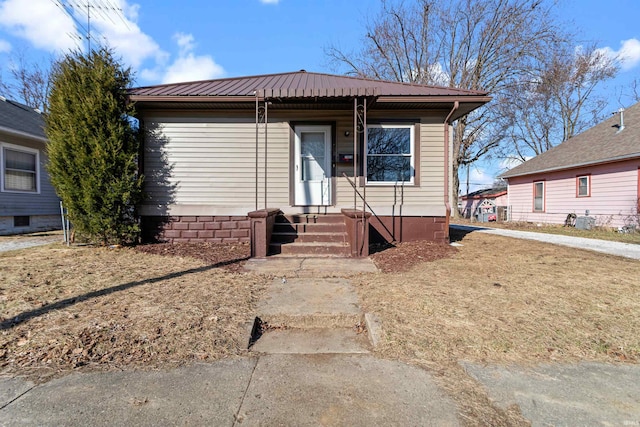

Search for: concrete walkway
xmin=463 ymin=362 xmax=640 ymax=426
xmin=0 ymin=356 xmax=461 ymax=426
xmin=243 ymin=256 xmax=379 ymax=277
xmin=2 ymin=250 xmax=640 ymax=425
xmin=3 ymin=357 xmax=639 ymax=426
xmin=451 ymin=224 xmax=640 ymax=260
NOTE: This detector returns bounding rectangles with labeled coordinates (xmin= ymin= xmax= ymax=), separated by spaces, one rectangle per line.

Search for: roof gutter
xmin=128 ymin=95 xmax=260 ymax=103
xmin=444 ymin=101 xmax=459 ymax=226
xmin=0 ymin=125 xmax=47 ymax=143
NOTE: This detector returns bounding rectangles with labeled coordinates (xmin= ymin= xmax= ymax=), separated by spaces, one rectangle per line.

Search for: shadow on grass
xmin=0 ymin=256 xmax=249 ymax=331
xmin=449 ymin=224 xmax=489 ymax=243
xmin=369 ymin=242 xmax=396 ymax=255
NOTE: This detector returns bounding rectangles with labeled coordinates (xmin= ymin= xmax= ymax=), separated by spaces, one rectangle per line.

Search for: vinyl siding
xmin=142 ymin=115 xmax=289 ymax=213
xmin=140 ymin=109 xmax=449 ymax=217
xmin=0 ymin=133 xmax=60 ymax=216
xmin=507 ymin=160 xmax=640 ymax=228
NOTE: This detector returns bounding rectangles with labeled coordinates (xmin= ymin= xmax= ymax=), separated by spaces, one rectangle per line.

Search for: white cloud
xmin=174 ymin=32 xmax=195 ymax=54
xmin=499 ymin=157 xmax=527 ymax=172
xmin=160 ymin=32 xmax=224 ymax=84
xmin=598 ymin=38 xmax=640 ymax=71
xmin=459 ymin=165 xmax=495 ymax=194
xmin=0 ymin=0 xmax=164 ymax=68
xmin=0 ymin=0 xmax=225 ymax=85
xmin=0 ymin=39 xmax=11 ymax=53
xmin=84 ymin=0 xmax=165 ymax=69
xmin=0 ymin=0 xmax=79 ymax=51
xmin=469 ymin=167 xmax=493 ymax=191
xmin=406 ymin=63 xmax=450 ymax=86
xmin=259 ymin=0 xmax=280 ymax=4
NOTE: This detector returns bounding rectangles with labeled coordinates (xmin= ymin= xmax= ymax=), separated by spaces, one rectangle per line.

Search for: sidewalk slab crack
xmin=232 ymin=356 xmax=260 ymax=426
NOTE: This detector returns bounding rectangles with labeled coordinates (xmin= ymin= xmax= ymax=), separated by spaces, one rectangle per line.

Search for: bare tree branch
xmin=325 ymin=0 xmax=618 ymax=211
xmin=1 ymin=50 xmax=54 ymax=112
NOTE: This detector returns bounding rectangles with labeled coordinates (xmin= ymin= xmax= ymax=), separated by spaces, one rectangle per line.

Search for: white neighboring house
xmin=0 ymin=97 xmax=60 ymax=235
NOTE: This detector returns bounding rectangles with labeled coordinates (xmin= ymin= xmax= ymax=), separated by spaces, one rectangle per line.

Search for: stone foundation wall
xmin=369 ymin=216 xmax=449 ymax=244
xmin=142 ymin=216 xmax=251 ymax=243
xmin=0 ymin=215 xmax=61 ymax=236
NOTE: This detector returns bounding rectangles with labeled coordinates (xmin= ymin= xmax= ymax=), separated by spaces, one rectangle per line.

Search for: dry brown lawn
xmin=363 ymin=229 xmax=640 ymax=425
xmin=0 ymin=243 xmax=268 ymax=382
xmin=1 ymin=231 xmax=639 ymax=425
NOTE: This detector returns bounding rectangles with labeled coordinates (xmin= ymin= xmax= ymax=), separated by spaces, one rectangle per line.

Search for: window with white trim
xmin=2 ymin=144 xmax=39 ymax=193
xmin=365 ymin=124 xmax=414 ymax=184
xmin=577 ymin=175 xmax=590 ymax=197
xmin=533 ymin=181 xmax=545 ymax=212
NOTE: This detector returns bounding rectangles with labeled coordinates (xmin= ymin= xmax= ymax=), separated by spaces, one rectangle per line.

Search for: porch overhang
xmin=129 ymin=94 xmax=490 ymax=121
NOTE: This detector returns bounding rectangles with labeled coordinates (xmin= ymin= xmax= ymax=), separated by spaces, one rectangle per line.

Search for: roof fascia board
xmin=130 ymin=94 xmax=492 ymax=103
xmin=501 ymin=153 xmax=640 ymax=179
xmin=376 ymin=95 xmax=492 ymax=103
xmin=0 ymin=125 xmax=47 ymax=143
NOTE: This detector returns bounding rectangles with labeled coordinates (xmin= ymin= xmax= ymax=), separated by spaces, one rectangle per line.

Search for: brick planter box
xmin=142 ymin=216 xmax=251 ymax=243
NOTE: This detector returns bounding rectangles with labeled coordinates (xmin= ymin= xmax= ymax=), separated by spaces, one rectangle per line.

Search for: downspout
xmin=444 ymin=101 xmax=459 ymax=235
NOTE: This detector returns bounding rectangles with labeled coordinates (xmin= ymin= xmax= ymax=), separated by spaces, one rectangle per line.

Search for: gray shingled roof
xmin=0 ymin=97 xmax=46 ymax=140
xmin=129 ymin=70 xmax=488 ymax=98
xmin=501 ymin=101 xmax=640 ymax=178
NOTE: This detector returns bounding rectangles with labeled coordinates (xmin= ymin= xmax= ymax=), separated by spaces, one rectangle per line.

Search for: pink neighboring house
xmin=500 ymin=102 xmax=640 ymax=229
xmin=459 ymin=188 xmax=508 ymax=220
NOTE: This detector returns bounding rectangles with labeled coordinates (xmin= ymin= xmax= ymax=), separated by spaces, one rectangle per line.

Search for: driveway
xmin=451 ymin=224 xmax=640 ymax=260
xmin=0 ymin=231 xmax=63 ymax=253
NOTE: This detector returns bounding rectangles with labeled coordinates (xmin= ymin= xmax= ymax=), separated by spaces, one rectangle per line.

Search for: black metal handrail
xmin=342 ymin=172 xmax=368 ymax=213
xmin=342 ymin=173 xmax=395 ymax=250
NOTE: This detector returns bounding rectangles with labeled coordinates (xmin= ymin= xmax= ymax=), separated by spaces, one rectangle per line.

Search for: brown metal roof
xmin=129 ymin=71 xmax=490 ymax=121
xmin=129 ymin=70 xmax=488 ymax=99
xmin=500 ymin=101 xmax=640 ymax=179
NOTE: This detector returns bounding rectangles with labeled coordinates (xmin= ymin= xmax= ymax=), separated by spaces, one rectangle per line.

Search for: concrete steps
xmin=269 ymin=214 xmax=349 ymax=257
xmin=249 ymin=277 xmax=373 ymax=355
xmin=250 ymin=328 xmax=370 ymax=354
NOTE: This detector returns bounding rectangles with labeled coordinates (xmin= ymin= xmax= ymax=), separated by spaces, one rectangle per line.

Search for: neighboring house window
xmin=533 ymin=181 xmax=545 ymax=212
xmin=14 ymin=216 xmax=30 ymax=227
xmin=577 ymin=175 xmax=590 ymax=197
xmin=366 ymin=124 xmax=414 ymax=185
xmin=2 ymin=144 xmax=39 ymax=193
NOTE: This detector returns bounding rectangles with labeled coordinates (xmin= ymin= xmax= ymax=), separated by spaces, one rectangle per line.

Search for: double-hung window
xmin=533 ymin=181 xmax=545 ymax=212
xmin=577 ymin=175 xmax=590 ymax=197
xmin=2 ymin=144 xmax=39 ymax=193
xmin=366 ymin=124 xmax=414 ymax=185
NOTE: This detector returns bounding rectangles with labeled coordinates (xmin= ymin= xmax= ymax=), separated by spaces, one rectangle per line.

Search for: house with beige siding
xmin=129 ymin=71 xmax=490 ymax=257
xmin=500 ymin=102 xmax=640 ymax=230
xmin=0 ymin=97 xmax=60 ymax=235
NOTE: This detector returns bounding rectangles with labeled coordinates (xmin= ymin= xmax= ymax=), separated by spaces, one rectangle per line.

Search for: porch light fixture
xmin=344 ymin=130 xmax=351 ymax=137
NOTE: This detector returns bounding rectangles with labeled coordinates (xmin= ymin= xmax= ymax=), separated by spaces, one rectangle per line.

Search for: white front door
xmin=294 ymin=125 xmax=332 ymax=206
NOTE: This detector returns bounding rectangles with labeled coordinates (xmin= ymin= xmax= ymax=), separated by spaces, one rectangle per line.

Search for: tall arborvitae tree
xmin=46 ymin=48 xmax=143 ymax=245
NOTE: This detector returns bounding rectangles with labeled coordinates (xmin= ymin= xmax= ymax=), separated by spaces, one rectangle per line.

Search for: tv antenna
xmin=51 ymin=0 xmax=130 ymax=53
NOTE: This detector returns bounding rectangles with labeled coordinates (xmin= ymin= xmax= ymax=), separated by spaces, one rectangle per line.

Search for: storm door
xmin=294 ymin=125 xmax=332 ymax=205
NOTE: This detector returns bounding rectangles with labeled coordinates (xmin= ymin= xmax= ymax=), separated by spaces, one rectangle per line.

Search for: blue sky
xmin=1 ymin=0 xmax=638 ymax=191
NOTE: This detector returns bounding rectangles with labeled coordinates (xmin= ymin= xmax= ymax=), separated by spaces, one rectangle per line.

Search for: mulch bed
xmin=134 ymin=242 xmax=251 ymax=272
xmin=369 ymin=240 xmax=458 ymax=273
